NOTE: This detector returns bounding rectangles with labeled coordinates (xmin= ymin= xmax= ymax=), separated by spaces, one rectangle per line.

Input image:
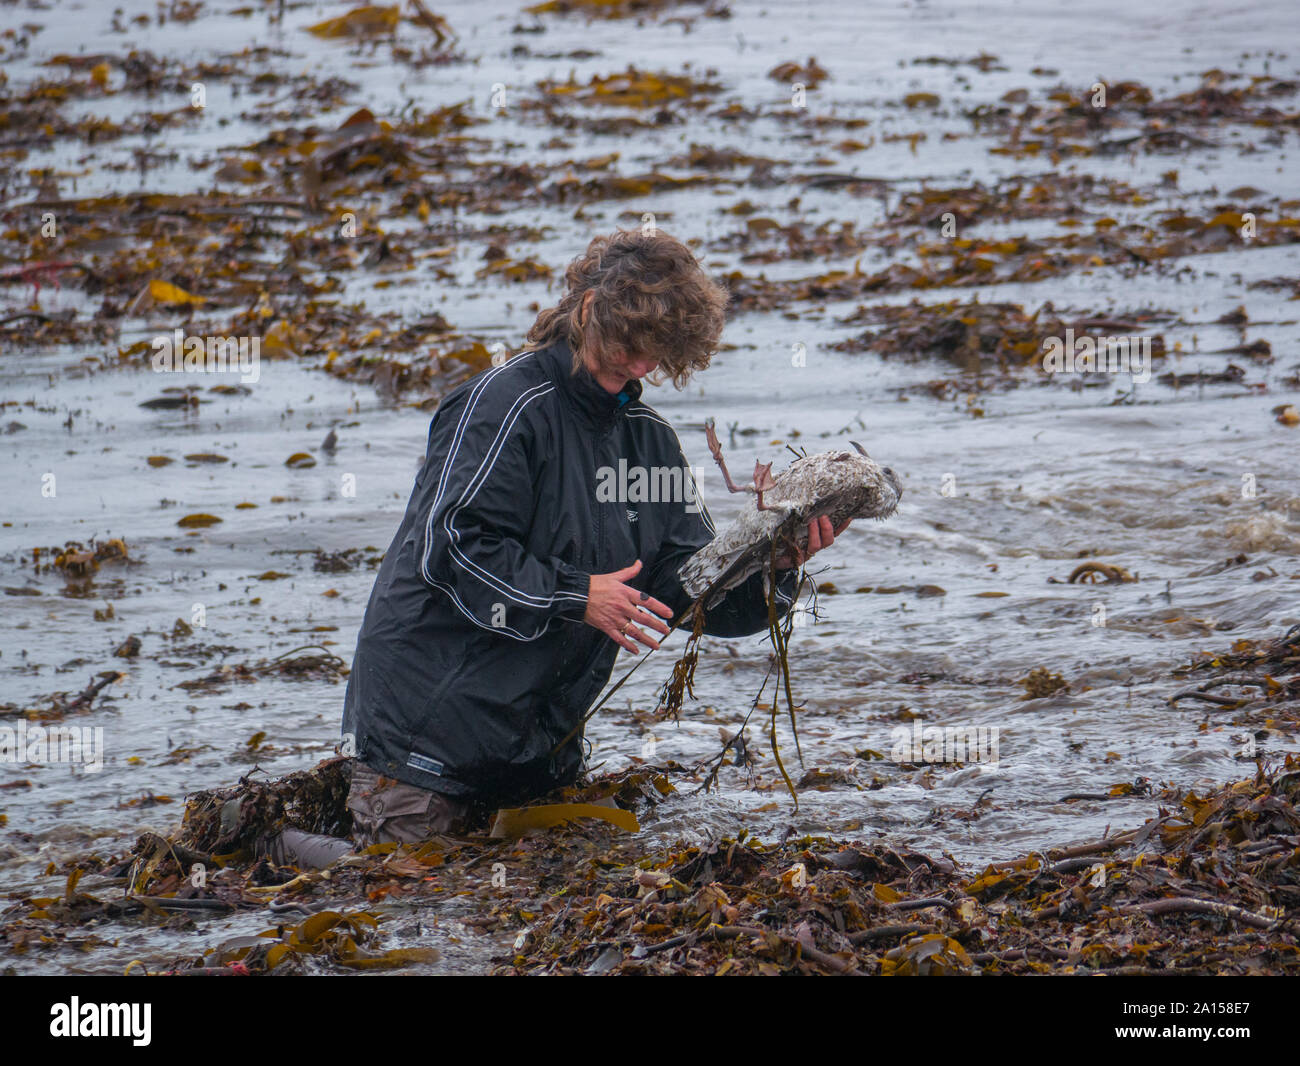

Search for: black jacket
xmin=341 ymin=336 xmax=797 ymax=806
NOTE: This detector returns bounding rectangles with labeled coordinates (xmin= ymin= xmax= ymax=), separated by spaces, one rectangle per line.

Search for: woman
xmin=339 ymin=228 xmax=847 ymax=845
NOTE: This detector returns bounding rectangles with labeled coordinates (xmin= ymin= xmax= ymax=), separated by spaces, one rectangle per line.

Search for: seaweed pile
xmin=3 ymin=626 xmax=1299 ymax=974
xmin=485 ymin=629 xmax=1300 ymax=974
xmin=4 ymin=24 xmax=1295 ymax=411
xmin=1171 ymin=624 xmax=1300 ymax=719
xmin=4 ymin=748 xmax=1297 ymax=975
xmin=835 ymin=299 xmax=1171 ymax=376
xmin=490 ymin=758 xmax=1300 ymax=975
xmin=176 ymin=755 xmax=355 ymax=858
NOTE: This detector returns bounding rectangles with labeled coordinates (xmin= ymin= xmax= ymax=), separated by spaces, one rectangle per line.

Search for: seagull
xmin=678 ymin=419 xmax=903 ymax=609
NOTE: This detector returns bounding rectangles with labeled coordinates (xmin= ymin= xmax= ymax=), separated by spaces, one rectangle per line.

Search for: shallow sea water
xmin=1 ymin=0 xmax=1297 ymax=971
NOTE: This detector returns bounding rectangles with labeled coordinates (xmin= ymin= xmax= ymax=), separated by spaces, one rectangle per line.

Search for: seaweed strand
xmin=765 ymin=537 xmax=800 ymax=807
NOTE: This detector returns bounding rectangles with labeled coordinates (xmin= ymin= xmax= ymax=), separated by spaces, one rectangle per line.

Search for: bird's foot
xmin=705 ymin=417 xmax=749 ymax=495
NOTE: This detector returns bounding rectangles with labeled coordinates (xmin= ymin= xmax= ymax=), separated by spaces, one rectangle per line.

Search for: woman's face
xmin=587 ymin=346 xmax=659 ymax=393
xmin=578 ymin=292 xmax=661 ymax=391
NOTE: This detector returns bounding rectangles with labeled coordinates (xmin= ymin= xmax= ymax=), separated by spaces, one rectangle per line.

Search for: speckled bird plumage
xmin=678 ymin=444 xmax=903 ymax=609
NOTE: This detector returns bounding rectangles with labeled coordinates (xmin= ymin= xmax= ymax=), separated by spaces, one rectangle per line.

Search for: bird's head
xmin=852 ymin=441 xmax=904 ymax=506
xmin=848 ymin=442 xmax=903 ymax=517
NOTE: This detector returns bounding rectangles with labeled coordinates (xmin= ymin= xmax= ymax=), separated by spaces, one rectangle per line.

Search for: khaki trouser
xmin=345 ymin=761 xmax=473 ymax=846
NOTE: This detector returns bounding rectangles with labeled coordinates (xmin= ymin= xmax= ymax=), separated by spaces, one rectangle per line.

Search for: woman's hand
xmin=583 ymin=559 xmax=674 ymax=653
xmin=774 ymin=516 xmax=851 ymax=570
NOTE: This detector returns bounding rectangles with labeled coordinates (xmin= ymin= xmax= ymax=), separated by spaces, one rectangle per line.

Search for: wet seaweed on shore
xmin=977 ymin=72 xmax=1300 ymax=162
xmin=182 ymin=908 xmax=440 ymax=975
xmin=174 ymin=645 xmax=348 ymax=694
xmin=524 ymin=0 xmax=724 ymax=21
xmin=655 ymin=600 xmax=706 ymax=723
xmin=489 ymin=758 xmax=1300 ymax=975
xmin=834 ymin=299 xmax=1171 ymax=379
xmin=763 ymin=544 xmax=804 ymax=804
xmin=1169 ymin=625 xmax=1300 ymax=726
xmin=4 ymin=37 xmax=1295 ymax=449
xmin=177 ymin=756 xmax=356 ymax=859
xmin=0 ymin=669 xmax=125 ymax=722
xmin=1058 ymin=561 xmax=1138 ymax=584
xmin=5 ymin=743 xmax=1299 ymax=976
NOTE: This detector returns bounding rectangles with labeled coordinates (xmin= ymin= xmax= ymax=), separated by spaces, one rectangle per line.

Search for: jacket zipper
xmin=596 ymin=498 xmax=606 ymax=569
xmin=594 ymin=423 xmax=611 ymax=569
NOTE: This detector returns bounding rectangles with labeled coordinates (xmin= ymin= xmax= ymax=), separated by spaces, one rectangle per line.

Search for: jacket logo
xmin=406 ymin=752 xmax=445 ymax=777
xmin=626 ymin=509 xmax=638 ymax=523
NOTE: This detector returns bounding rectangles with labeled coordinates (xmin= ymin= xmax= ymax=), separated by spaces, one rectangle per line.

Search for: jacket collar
xmin=537 ymin=336 xmax=642 ymax=432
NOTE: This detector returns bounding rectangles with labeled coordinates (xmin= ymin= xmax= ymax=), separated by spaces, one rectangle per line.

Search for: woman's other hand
xmin=584 ymin=559 xmax=674 ymax=653
xmin=774 ymin=516 xmax=851 ymax=570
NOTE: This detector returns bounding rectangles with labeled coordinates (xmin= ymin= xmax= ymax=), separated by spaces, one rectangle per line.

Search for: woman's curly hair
xmin=525 ymin=228 xmax=728 ymax=389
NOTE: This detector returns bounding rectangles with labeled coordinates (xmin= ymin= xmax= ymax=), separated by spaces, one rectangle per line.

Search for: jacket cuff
xmin=554 ymin=561 xmax=591 ymax=620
